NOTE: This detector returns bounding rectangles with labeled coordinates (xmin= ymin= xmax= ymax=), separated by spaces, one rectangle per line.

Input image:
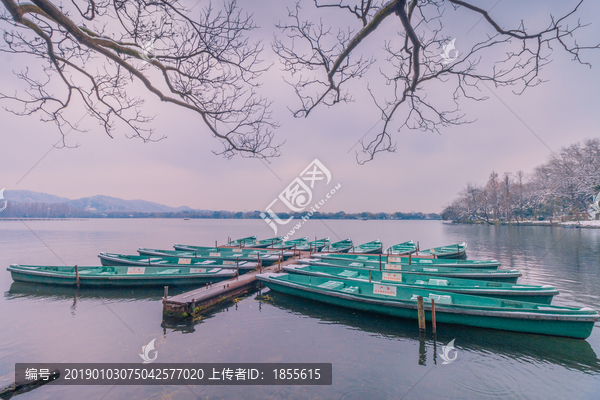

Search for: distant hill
xmin=3 ymin=190 xmax=70 ymax=204
xmin=4 ymin=190 xmax=194 ymax=213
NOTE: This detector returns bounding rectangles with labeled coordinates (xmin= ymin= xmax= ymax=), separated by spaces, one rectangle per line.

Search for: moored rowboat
xmin=314 ymin=253 xmax=500 ymax=268
xmin=8 ymin=264 xmax=236 ymax=287
xmin=99 ymin=253 xmax=259 ymax=273
xmin=295 ymin=238 xmax=330 ymax=252
xmin=351 ymin=240 xmax=383 ymax=254
xmin=298 ymin=258 xmax=520 ymax=282
xmin=321 ymin=239 xmax=353 ymax=253
xmin=384 ymin=241 xmax=418 ymax=255
xmin=249 ymin=236 xmax=284 ymax=248
xmin=283 ymin=264 xmax=558 ymax=304
xmin=419 ymin=243 xmax=467 ymax=259
xmin=227 ymin=236 xmax=257 ymax=247
xmin=257 ymin=273 xmax=599 ymax=339
xmin=268 ymin=237 xmax=309 ymax=250
xmin=145 ymin=247 xmax=294 ymax=261
xmin=305 ymin=255 xmax=499 ymax=270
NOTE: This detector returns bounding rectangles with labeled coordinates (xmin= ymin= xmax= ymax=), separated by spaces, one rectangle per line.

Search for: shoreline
xmin=444 ymin=220 xmax=600 ymax=229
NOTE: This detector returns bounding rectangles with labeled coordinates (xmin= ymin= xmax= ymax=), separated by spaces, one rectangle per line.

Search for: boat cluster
xmin=7 ymin=235 xmax=599 ymax=339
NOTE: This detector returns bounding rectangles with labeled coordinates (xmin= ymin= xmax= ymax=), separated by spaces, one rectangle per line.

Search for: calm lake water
xmin=1 ymin=219 xmax=599 ymax=399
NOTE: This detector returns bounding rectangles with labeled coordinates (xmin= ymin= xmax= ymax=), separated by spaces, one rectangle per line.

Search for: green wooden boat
xmin=257 ymin=273 xmax=599 ymax=339
xmin=99 ymin=253 xmax=259 ymax=273
xmin=321 ymin=239 xmax=354 ymax=253
xmin=298 ymin=258 xmax=520 ymax=282
xmin=148 ymin=246 xmax=293 ymax=261
xmin=384 ymin=240 xmax=418 ymax=255
xmin=250 ymin=236 xmax=284 ymax=248
xmin=295 ymin=238 xmax=330 ymax=252
xmin=268 ymin=237 xmax=309 ymax=250
xmin=351 ymin=240 xmax=383 ymax=254
xmin=8 ymin=264 xmax=236 ymax=287
xmin=283 ymin=264 xmax=558 ymax=304
xmin=419 ymin=242 xmax=467 ymax=259
xmin=307 ymin=255 xmax=499 ymax=269
xmin=227 ymin=235 xmax=257 ymax=247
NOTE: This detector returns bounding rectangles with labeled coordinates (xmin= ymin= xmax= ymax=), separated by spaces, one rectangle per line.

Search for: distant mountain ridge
xmin=4 ymin=190 xmax=194 ymax=213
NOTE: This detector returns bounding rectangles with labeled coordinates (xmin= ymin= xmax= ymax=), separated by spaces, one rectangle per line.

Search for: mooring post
xmin=164 ymin=286 xmax=168 ymax=300
xmin=215 ymin=240 xmax=218 ymax=249
xmin=417 ymin=296 xmax=426 ymax=332
xmin=236 ymin=257 xmax=240 ymax=280
xmin=379 ymin=254 xmax=382 ymax=271
xmin=148 ymin=255 xmax=151 ymax=266
xmin=368 ymin=270 xmax=372 ymax=283
xmin=278 ymin=253 xmax=282 ymax=272
xmin=409 ymin=253 xmax=412 ymax=265
xmin=431 ymin=298 xmax=437 ymax=334
xmin=75 ymin=265 xmax=80 ymax=288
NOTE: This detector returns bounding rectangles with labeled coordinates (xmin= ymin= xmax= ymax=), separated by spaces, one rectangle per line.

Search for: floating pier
xmin=162 ymin=251 xmax=309 ymax=318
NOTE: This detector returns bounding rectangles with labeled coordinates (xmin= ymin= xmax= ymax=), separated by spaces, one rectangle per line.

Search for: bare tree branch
xmin=273 ymin=0 xmax=599 ymax=163
xmin=0 ymin=0 xmax=280 ymax=158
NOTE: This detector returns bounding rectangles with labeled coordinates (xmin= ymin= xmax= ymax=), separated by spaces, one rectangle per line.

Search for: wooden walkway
xmin=162 ymin=251 xmax=310 ymax=317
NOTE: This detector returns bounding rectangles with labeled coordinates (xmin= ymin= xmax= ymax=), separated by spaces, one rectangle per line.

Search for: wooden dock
xmin=162 ymin=251 xmax=310 ymax=318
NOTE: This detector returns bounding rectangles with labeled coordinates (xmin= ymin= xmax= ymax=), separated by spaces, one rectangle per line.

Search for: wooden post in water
xmin=148 ymin=255 xmax=151 ymax=266
xmin=379 ymin=254 xmax=382 ymax=271
xmin=75 ymin=265 xmax=80 ymax=288
xmin=431 ymin=298 xmax=437 ymax=334
xmin=278 ymin=253 xmax=282 ymax=272
xmin=236 ymin=257 xmax=240 ymax=280
xmin=409 ymin=253 xmax=412 ymax=265
xmin=417 ymin=296 xmax=426 ymax=332
xmin=164 ymin=286 xmax=168 ymax=300
xmin=368 ymin=270 xmax=371 ymax=283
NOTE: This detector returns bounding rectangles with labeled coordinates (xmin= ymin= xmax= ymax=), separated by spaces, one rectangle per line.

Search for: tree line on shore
xmin=0 ymin=202 xmax=440 ymax=221
xmin=441 ymin=139 xmax=600 ymax=223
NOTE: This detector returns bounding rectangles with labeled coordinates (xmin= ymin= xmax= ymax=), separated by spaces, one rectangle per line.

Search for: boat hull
xmin=8 ymin=267 xmax=234 ymax=287
xmin=259 ymin=276 xmax=596 ymax=339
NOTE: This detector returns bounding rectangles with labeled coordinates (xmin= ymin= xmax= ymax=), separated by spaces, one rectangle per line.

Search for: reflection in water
xmin=258 ymin=290 xmax=600 ymax=374
xmin=161 ymin=288 xmax=261 ymax=334
xmin=6 ymin=281 xmax=201 ymax=303
xmin=418 ymin=331 xmax=427 ymax=366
